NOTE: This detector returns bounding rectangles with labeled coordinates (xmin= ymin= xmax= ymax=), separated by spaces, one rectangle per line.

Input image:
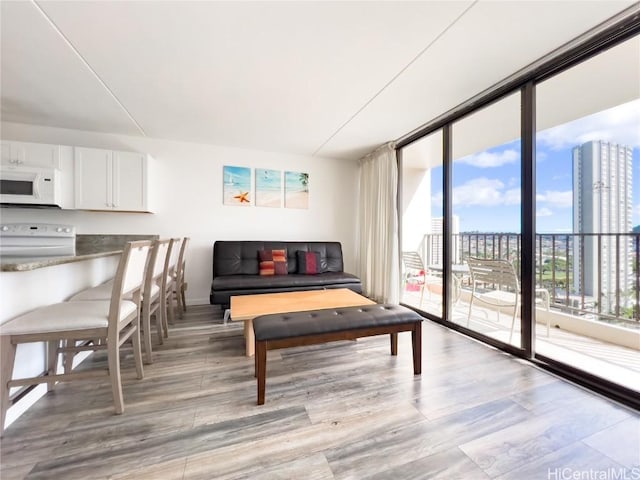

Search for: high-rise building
xmin=572 ymin=140 xmax=634 ymax=312
xmin=429 ymin=215 xmax=460 ymax=265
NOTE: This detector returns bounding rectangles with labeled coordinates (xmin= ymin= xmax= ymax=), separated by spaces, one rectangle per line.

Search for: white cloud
xmin=504 ymin=188 xmax=521 ymax=205
xmin=436 ymin=178 xmax=523 ymax=208
xmin=538 ymin=99 xmax=640 ymax=150
xmin=536 ymin=190 xmax=573 ymax=208
xmin=457 ymin=148 xmax=519 ymax=168
xmin=536 ymin=207 xmax=553 ymax=217
xmin=453 ymin=178 xmax=505 ymax=206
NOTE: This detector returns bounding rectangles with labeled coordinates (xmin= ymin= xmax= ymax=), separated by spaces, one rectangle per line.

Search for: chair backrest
xmin=151 ymin=239 xmax=171 ymax=278
xmin=146 ymin=239 xmax=171 ymax=294
xmin=466 ymin=257 xmax=520 ymax=292
xmin=162 ymin=238 xmax=181 ymax=291
xmin=402 ymin=251 xmax=425 ymax=271
xmin=110 ymin=240 xmax=153 ymax=316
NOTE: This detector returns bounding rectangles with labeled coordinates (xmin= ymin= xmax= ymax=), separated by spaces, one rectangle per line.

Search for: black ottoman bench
xmin=252 ymin=304 xmax=423 ymax=405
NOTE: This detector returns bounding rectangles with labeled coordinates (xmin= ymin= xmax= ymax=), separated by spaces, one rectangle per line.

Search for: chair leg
xmin=155 ymin=309 xmax=165 ymax=345
xmin=132 ymin=319 xmax=144 ymax=380
xmin=64 ymin=339 xmax=75 ymax=374
xmin=46 ymin=340 xmax=59 ymax=392
xmin=175 ymin=290 xmax=183 ymax=320
xmin=181 ymin=287 xmax=187 ymax=313
xmin=165 ymin=288 xmax=175 ymax=329
xmin=0 ymin=336 xmax=16 ymax=434
xmin=142 ymin=301 xmax=154 ymax=364
xmin=107 ymin=333 xmax=125 ymax=415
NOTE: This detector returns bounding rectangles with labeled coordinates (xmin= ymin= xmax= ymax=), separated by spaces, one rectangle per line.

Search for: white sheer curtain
xmin=357 ymin=142 xmax=400 ymax=304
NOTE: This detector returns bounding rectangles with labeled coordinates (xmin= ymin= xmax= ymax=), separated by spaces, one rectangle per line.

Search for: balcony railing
xmin=418 ymin=232 xmax=640 ymax=326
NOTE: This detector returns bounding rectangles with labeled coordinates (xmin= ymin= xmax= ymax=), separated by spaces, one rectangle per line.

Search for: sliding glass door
xmin=535 ymin=35 xmax=640 ymax=393
xmin=400 ymin=130 xmax=443 ymax=318
xmin=450 ymin=93 xmax=523 ymax=348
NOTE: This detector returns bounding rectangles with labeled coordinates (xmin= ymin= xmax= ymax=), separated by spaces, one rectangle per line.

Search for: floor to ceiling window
xmin=451 ymin=93 xmax=524 ymax=348
xmin=535 ymin=35 xmax=639 ymax=393
xmin=400 ymin=130 xmax=443 ymax=318
xmin=398 ymin=18 xmax=639 ymax=406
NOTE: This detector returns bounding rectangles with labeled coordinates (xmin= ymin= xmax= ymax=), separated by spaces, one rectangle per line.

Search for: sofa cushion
xmin=213 ymin=272 xmax=361 ymax=291
xmin=213 ymin=241 xmax=345 ymax=276
xmin=297 ymin=251 xmax=320 ymax=274
xmin=259 ymin=249 xmax=288 ymax=275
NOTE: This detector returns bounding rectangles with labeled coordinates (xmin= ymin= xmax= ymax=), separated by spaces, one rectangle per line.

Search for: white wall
xmin=1 ymin=121 xmax=360 ymax=305
xmin=401 ymin=167 xmax=431 ymax=252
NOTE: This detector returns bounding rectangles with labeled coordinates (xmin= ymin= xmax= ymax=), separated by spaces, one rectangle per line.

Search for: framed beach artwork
xmin=284 ymin=171 xmax=309 ymax=209
xmin=255 ymin=168 xmax=282 ymax=207
xmin=223 ymin=165 xmax=252 ymax=206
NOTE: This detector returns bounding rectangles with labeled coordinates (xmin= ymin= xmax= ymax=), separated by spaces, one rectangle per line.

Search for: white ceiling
xmin=0 ymin=0 xmax=635 ymax=161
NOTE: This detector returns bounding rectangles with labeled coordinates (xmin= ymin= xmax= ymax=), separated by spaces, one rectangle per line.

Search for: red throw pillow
xmin=297 ymin=250 xmax=320 ymax=274
xmin=258 ymin=249 xmax=288 ymax=275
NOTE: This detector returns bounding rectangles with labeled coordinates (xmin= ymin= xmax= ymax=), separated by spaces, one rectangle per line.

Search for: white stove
xmin=0 ymin=223 xmax=76 ymax=257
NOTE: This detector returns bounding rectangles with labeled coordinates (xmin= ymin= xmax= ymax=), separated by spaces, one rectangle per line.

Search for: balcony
xmin=401 ymin=232 xmax=640 ymax=393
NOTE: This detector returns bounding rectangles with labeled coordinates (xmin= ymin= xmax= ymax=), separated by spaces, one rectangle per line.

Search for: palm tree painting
xmin=285 ymin=171 xmax=309 ymax=209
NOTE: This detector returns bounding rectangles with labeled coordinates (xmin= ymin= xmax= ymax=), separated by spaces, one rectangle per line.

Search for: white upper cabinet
xmin=74 ymin=147 xmax=152 ymax=212
xmin=1 ymin=141 xmax=61 ymax=169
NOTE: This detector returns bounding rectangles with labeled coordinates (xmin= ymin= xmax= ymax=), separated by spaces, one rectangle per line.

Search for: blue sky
xmin=431 ymin=99 xmax=640 ymax=233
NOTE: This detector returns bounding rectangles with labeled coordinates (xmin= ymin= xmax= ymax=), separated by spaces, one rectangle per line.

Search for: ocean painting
xmin=223 ymin=166 xmax=252 ymax=206
xmin=255 ymin=168 xmax=282 ymax=207
xmin=284 ymin=171 xmax=309 ymax=209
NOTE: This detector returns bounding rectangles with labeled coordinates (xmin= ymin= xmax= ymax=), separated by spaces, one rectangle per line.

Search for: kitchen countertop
xmin=1 ymin=248 xmax=122 ymax=272
xmin=1 ymin=234 xmax=158 ymax=272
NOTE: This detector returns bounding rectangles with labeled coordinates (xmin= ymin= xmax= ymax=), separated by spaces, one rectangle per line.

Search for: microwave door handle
xmin=32 ymin=174 xmax=41 ymax=199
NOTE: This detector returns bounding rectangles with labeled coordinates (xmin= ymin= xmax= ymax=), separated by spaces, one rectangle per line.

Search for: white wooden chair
xmin=159 ymin=238 xmax=181 ymax=336
xmin=0 ymin=240 xmax=152 ymax=433
xmin=466 ymin=257 xmax=550 ymax=342
xmin=69 ymin=239 xmax=171 ymax=364
xmin=173 ymin=237 xmax=190 ymax=319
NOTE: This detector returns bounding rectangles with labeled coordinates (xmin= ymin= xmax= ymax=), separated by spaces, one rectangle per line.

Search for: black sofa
xmin=210 ymin=241 xmax=362 ymax=306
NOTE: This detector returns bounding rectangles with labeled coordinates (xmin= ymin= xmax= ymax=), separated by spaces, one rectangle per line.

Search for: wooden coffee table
xmin=230 ymin=288 xmax=375 ymax=356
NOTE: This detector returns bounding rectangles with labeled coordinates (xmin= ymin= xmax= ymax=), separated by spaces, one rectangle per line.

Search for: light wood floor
xmin=1 ymin=305 xmax=638 ymax=479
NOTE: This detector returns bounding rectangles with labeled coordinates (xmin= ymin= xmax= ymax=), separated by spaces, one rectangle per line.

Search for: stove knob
xmin=64 ymin=228 xmax=71 ymax=233
xmin=56 ymin=227 xmax=63 ymax=232
xmin=1 ymin=226 xmax=8 ymax=232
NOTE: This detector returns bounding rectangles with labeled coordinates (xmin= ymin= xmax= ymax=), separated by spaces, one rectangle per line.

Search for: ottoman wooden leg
xmin=256 ymin=340 xmax=267 ymax=405
xmin=390 ymin=332 xmax=398 ymax=356
xmin=412 ymin=323 xmax=422 ymax=374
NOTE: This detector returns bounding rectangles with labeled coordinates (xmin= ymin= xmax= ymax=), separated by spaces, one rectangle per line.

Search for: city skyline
xmin=431 ymin=99 xmax=640 ymax=233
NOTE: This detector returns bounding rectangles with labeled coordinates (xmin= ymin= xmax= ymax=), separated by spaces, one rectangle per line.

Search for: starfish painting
xmin=234 ymin=191 xmax=250 ymax=203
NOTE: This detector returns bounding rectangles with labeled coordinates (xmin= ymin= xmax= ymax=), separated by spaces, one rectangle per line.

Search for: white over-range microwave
xmin=0 ymin=166 xmax=62 ymax=208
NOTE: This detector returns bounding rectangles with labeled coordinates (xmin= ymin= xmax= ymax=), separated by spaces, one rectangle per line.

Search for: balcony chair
xmin=68 ymin=239 xmax=172 ymax=364
xmin=401 ymin=251 xmax=444 ymax=305
xmin=0 ymin=240 xmax=152 ymax=433
xmin=466 ymin=257 xmax=550 ymax=342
